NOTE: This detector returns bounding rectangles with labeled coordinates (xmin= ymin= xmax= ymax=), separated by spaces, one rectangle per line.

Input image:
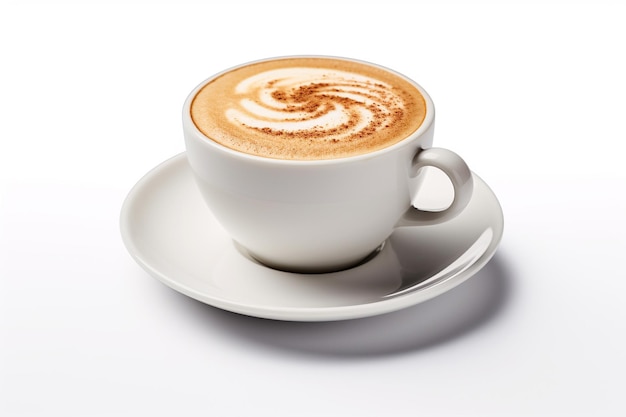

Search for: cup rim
xmin=182 ymin=55 xmax=435 ymax=166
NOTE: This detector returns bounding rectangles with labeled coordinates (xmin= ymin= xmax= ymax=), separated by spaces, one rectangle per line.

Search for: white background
xmin=1 ymin=0 xmax=625 ymax=415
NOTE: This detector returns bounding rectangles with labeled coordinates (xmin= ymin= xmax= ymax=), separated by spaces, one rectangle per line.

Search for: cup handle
xmin=396 ymin=147 xmax=474 ymax=227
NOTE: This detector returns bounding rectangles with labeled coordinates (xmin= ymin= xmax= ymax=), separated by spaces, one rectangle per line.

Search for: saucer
xmin=120 ymin=153 xmax=503 ymax=321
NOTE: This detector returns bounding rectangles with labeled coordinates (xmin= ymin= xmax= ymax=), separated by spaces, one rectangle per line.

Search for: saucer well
xmin=120 ymin=153 xmax=503 ymax=321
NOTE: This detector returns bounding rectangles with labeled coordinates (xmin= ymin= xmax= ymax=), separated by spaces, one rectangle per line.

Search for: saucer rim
xmin=120 ymin=153 xmax=503 ymax=322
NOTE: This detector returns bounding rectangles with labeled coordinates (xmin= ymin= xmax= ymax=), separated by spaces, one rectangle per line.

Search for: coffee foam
xmin=191 ymin=58 xmax=426 ymax=160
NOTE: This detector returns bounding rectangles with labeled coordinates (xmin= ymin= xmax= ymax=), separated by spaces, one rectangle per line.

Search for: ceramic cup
xmin=183 ymin=57 xmax=474 ymax=273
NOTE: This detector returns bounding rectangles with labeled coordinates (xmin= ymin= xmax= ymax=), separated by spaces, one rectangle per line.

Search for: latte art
xmin=226 ymin=67 xmax=407 ymax=143
xmin=191 ymin=57 xmax=426 ymax=160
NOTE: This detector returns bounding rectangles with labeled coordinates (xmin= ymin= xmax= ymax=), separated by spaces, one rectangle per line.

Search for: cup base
xmin=236 ymin=241 xmax=386 ymax=275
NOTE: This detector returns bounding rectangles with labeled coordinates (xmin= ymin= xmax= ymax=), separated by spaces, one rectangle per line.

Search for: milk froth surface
xmin=190 ymin=57 xmax=426 ymax=160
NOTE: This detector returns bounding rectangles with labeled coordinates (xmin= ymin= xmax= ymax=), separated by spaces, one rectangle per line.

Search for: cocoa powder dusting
xmin=247 ymin=79 xmax=406 ymax=144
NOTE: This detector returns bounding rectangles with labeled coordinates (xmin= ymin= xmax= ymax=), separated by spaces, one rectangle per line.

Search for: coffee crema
xmin=190 ymin=57 xmax=427 ymax=160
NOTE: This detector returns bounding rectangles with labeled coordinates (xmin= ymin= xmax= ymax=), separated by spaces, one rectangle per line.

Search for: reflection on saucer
xmin=211 ymin=240 xmax=403 ymax=307
xmin=389 ymin=228 xmax=493 ymax=297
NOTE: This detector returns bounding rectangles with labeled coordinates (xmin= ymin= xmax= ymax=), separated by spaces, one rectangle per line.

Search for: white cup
xmin=183 ymin=57 xmax=473 ymax=273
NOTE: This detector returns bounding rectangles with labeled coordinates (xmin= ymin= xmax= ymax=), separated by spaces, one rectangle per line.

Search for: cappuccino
xmin=190 ymin=57 xmax=426 ymax=160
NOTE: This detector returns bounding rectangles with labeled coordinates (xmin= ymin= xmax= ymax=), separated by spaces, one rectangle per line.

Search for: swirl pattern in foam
xmin=190 ymin=57 xmax=426 ymax=160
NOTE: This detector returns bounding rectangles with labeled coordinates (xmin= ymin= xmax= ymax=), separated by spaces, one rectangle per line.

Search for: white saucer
xmin=120 ymin=153 xmax=503 ymax=321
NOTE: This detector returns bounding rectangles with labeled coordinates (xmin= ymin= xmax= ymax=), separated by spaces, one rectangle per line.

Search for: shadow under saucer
xmin=172 ymin=251 xmax=513 ymax=358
